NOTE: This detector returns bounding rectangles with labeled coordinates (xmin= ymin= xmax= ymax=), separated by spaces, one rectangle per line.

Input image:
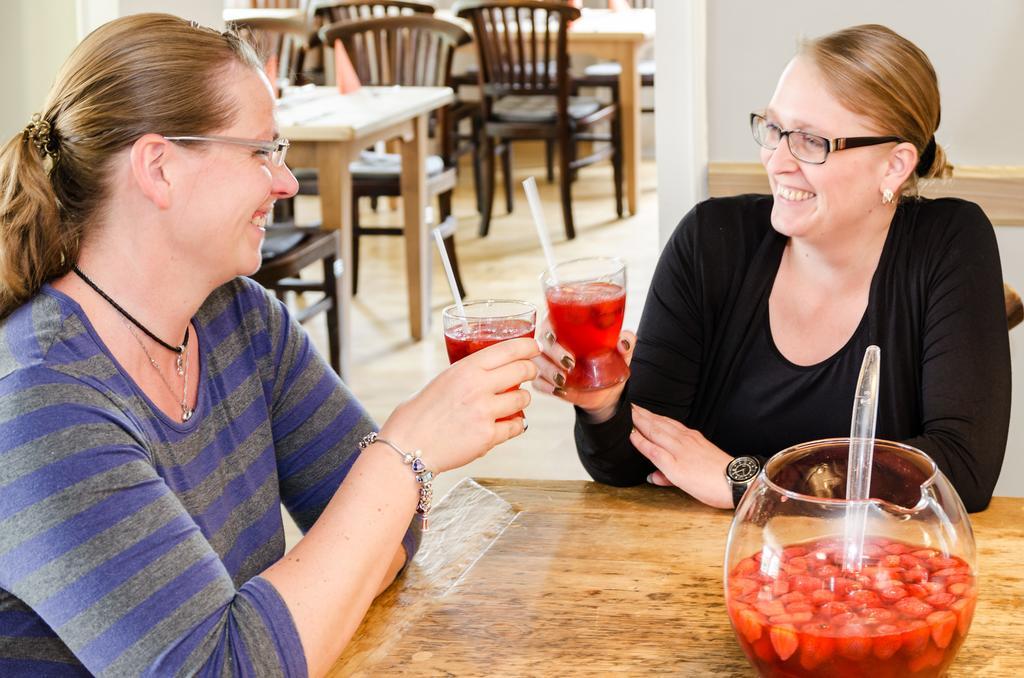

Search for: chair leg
xmin=559 ymin=133 xmax=576 ymax=240
xmin=501 ymin=139 xmax=514 ymax=214
xmin=545 ymin=139 xmax=555 ymax=183
xmin=472 ymin=116 xmax=484 ymax=215
xmin=479 ymin=136 xmax=496 ymax=237
xmin=351 ymin=197 xmax=361 ymax=296
xmin=323 ymin=253 xmax=343 ymax=376
xmin=570 ymin=133 xmax=579 ymax=183
xmin=612 ymin=111 xmax=624 ymax=219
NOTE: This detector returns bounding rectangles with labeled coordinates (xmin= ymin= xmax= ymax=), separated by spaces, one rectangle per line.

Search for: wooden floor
xmin=287 ymin=142 xmax=659 ymax=544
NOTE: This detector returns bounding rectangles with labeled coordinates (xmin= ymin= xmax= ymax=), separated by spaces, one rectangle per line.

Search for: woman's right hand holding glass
xmin=531 ymin=317 xmax=636 ymax=424
xmin=378 ymin=337 xmax=539 ymax=474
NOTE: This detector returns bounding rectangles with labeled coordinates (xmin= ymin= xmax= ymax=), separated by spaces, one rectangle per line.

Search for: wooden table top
xmin=332 ymin=478 xmax=1024 ymax=676
xmin=222 ymin=7 xmax=304 ymax=23
xmin=276 ymin=86 xmax=454 ymax=142
xmin=438 ymin=7 xmax=655 ymax=43
xmin=568 ymin=7 xmax=656 ymax=43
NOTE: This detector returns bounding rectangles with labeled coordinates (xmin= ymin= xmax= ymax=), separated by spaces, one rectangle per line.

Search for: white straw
xmin=432 ymin=228 xmax=467 ymax=326
xmin=522 ymin=176 xmax=559 ymax=283
xmin=843 ymin=345 xmax=881 ymax=572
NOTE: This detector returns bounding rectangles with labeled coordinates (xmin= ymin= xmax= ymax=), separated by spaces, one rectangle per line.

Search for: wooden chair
xmin=455 ymin=0 xmax=623 ymax=240
xmin=310 ymin=0 xmax=485 ymax=217
xmin=230 ymin=15 xmax=346 ymax=375
xmin=251 ymin=230 xmax=345 ymax=374
xmin=226 ymin=15 xmax=316 ymax=87
xmin=318 ymin=14 xmax=473 ymax=296
xmin=303 ymin=0 xmax=437 ymax=83
xmin=1006 ymin=283 xmax=1023 ymax=330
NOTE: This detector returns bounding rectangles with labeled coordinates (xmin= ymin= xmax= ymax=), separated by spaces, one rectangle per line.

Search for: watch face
xmin=727 ymin=456 xmax=760 ymax=484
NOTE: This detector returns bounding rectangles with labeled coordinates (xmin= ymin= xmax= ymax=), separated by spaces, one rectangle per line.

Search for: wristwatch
xmin=725 ymin=456 xmax=762 ymax=508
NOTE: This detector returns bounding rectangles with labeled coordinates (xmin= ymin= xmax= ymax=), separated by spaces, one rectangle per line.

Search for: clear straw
xmin=843 ymin=345 xmax=881 ymax=572
xmin=522 ymin=176 xmax=559 ymax=283
xmin=432 ymin=227 xmax=467 ymax=329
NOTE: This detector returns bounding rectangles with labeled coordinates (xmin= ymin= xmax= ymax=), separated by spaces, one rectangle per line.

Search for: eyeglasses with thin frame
xmin=163 ymin=135 xmax=290 ymax=167
xmin=750 ymin=113 xmax=903 ymax=165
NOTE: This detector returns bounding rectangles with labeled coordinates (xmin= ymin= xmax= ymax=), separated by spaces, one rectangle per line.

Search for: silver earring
xmin=882 ymin=188 xmax=895 ymax=205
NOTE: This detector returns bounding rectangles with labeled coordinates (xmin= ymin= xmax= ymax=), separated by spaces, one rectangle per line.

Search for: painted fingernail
xmin=543 ymin=330 xmax=556 ymax=345
xmin=553 ymin=387 xmax=567 ymax=398
xmin=553 ymin=372 xmax=566 ymax=387
xmin=620 ymin=338 xmax=631 ymax=351
xmin=560 ymin=355 xmax=575 ymax=370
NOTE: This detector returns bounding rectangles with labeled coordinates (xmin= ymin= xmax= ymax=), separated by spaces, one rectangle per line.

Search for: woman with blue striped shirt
xmin=0 ymin=13 xmax=538 ymax=677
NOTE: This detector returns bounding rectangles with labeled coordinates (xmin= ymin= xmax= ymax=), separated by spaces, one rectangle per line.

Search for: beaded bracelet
xmin=358 ymin=431 xmax=435 ymax=530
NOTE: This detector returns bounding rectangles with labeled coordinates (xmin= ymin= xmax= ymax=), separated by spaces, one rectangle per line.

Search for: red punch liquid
xmin=545 ymin=282 xmax=628 ymax=390
xmin=727 ymin=536 xmax=976 ymax=678
xmin=444 ymin=318 xmax=535 ymax=420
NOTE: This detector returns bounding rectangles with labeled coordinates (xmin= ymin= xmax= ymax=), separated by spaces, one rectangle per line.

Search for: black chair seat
xmin=261 ymin=229 xmax=308 ymax=260
xmin=491 ymin=95 xmax=602 ymax=123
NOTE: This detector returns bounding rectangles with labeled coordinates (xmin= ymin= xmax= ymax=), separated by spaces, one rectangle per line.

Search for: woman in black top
xmin=532 ymin=24 xmax=1010 ymax=513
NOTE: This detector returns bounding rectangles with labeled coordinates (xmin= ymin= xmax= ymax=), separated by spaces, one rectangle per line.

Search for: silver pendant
xmin=182 ymin=407 xmax=194 ymax=422
xmin=176 ymin=353 xmax=185 ymax=376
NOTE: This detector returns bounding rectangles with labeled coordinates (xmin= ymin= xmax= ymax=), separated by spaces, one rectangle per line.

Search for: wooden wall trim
xmin=707 ymin=163 xmax=1024 ymax=226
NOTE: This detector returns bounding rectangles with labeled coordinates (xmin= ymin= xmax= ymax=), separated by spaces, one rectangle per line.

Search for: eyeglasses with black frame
xmin=750 ymin=113 xmax=904 ymax=165
xmin=163 ymin=135 xmax=290 ymax=167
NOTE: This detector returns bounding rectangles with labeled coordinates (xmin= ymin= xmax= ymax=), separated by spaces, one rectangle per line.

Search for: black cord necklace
xmin=72 ymin=265 xmax=189 ymax=355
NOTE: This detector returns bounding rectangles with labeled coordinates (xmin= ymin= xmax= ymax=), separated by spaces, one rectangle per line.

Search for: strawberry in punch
xmin=727 ymin=536 xmax=976 ymax=677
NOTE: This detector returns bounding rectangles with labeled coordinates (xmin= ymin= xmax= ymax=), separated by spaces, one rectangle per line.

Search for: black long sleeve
xmin=574 ymin=196 xmax=1011 ymax=512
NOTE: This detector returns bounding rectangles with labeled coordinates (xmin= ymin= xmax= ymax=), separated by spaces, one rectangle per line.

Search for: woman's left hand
xmin=630 ymin=404 xmax=735 ymax=509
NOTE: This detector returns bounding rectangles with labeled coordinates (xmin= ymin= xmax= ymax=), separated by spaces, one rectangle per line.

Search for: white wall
xmin=706 ymin=0 xmax=1024 ymax=166
xmin=0 ymin=0 xmax=77 ymax=140
xmin=1 ymin=0 xmax=223 ymax=141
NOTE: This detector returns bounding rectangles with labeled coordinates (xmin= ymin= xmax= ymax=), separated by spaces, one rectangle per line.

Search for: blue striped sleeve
xmin=0 ymin=366 xmax=307 ymax=677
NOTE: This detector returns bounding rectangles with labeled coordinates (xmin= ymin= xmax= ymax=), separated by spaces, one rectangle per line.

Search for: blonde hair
xmin=801 ymin=24 xmax=952 ymax=194
xmin=0 ymin=13 xmax=262 ymax=319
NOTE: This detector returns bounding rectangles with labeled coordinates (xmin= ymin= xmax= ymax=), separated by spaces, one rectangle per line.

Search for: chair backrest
xmin=320 ymin=15 xmax=471 ymax=87
xmin=455 ymin=0 xmax=578 ymax=114
xmin=229 ymin=16 xmax=314 ymax=86
xmin=311 ymin=0 xmax=435 ymax=26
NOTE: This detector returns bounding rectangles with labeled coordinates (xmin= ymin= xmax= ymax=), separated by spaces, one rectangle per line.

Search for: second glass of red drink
xmin=443 ymin=300 xmax=537 ymax=420
xmin=542 ymin=256 xmax=629 ymax=391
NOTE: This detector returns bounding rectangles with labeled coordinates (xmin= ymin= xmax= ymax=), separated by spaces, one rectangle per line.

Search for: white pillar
xmin=653 ymin=0 xmax=707 ymax=247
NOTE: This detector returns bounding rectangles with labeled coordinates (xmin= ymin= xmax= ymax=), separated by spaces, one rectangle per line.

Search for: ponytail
xmin=0 ymin=123 xmax=80 ymax=319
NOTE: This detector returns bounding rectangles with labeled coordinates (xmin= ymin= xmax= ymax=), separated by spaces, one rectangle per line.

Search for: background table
xmin=332 ymin=478 xmax=1024 ymax=676
xmin=277 ymin=85 xmax=453 ymax=379
xmin=566 ymin=9 xmax=655 ymax=217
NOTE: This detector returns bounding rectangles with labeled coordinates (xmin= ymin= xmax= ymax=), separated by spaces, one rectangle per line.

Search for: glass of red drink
xmin=443 ymin=300 xmax=537 ymax=420
xmin=542 ymin=257 xmax=629 ymax=390
xmin=724 ymin=439 xmax=977 ymax=678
